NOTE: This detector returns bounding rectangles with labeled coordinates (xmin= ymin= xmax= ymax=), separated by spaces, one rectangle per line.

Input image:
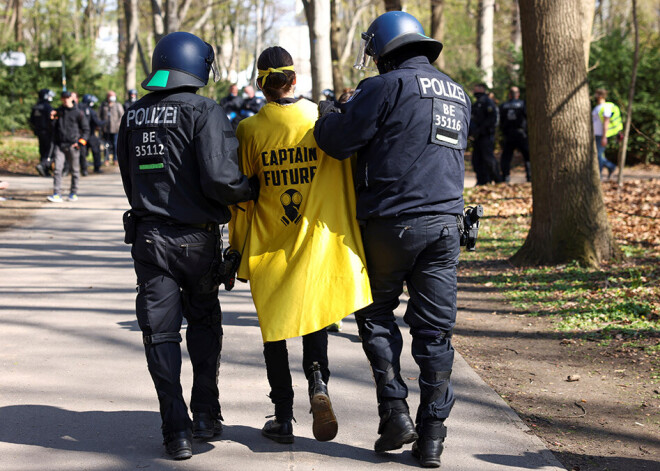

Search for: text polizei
xmin=126 ymin=105 xmax=180 ymax=128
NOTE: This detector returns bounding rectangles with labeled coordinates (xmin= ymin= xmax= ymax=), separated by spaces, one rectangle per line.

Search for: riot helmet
xmin=354 ymin=11 xmax=443 ymax=70
xmin=127 ymin=88 xmax=138 ymax=97
xmin=142 ymin=32 xmax=219 ymax=91
xmin=39 ymin=88 xmax=55 ymax=102
xmin=82 ymin=94 xmax=99 ymax=106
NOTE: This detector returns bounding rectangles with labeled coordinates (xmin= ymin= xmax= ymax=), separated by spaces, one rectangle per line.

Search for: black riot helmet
xmin=82 ymin=94 xmax=99 ymax=106
xmin=355 ymin=11 xmax=443 ymax=70
xmin=127 ymin=88 xmax=138 ymax=98
xmin=142 ymin=32 xmax=219 ymax=92
xmin=38 ymin=88 xmax=55 ymax=102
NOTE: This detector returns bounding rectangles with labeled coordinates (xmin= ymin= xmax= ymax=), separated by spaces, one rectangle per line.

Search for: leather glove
xmin=318 ymin=100 xmax=341 ymax=118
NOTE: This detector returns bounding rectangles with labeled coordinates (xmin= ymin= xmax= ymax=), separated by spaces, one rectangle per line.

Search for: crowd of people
xmin=29 ymin=88 xmax=137 ymax=202
xmin=27 ymin=8 xmax=621 ymax=470
xmin=115 ymin=10 xmax=466 ymax=469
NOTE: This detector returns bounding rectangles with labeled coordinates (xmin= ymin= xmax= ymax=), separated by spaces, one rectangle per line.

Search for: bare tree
xmin=580 ymin=0 xmax=596 ymax=66
xmin=430 ymin=0 xmax=445 ymax=69
xmin=476 ymin=0 xmax=495 ymax=87
xmin=124 ymin=0 xmax=139 ymax=91
xmin=302 ymin=0 xmax=333 ymax=102
xmin=383 ymin=0 xmax=401 ymax=10
xmin=151 ymin=0 xmax=166 ymax=43
xmin=617 ymin=0 xmax=640 ymax=185
xmin=513 ymin=0 xmax=616 ymax=267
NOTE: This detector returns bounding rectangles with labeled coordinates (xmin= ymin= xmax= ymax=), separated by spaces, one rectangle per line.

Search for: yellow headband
xmin=257 ymin=65 xmax=295 ymax=83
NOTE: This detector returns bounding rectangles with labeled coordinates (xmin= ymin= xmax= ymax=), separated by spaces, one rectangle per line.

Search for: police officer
xmin=124 ymin=88 xmax=138 ymax=110
xmin=239 ymin=85 xmax=265 ymax=116
xmin=30 ymin=89 xmax=55 ymax=177
xmin=219 ymin=83 xmax=243 ymax=125
xmin=469 ymin=83 xmax=502 ymax=185
xmin=314 ymin=11 xmax=469 ymax=468
xmin=80 ymin=94 xmax=105 ymax=173
xmin=117 ymin=32 xmax=258 ymax=460
xmin=499 ymin=86 xmax=531 ymax=182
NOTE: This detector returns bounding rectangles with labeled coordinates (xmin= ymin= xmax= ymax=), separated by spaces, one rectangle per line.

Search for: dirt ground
xmin=2 ymin=155 xmax=659 ymax=470
xmin=454 ymin=264 xmax=660 ymax=471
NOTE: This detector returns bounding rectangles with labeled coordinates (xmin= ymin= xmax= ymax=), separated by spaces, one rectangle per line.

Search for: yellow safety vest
xmin=598 ymin=102 xmax=623 ymax=138
xmin=229 ymin=99 xmax=372 ymax=342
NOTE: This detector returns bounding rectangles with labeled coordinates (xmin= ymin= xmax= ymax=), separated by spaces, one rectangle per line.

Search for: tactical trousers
xmin=472 ymin=135 xmax=502 ymax=185
xmin=500 ymin=132 xmax=530 ymax=179
xmin=132 ymin=222 xmax=222 ymax=437
xmin=37 ymin=133 xmax=53 ymax=167
xmin=263 ymin=328 xmax=329 ymax=421
xmin=355 ymin=213 xmax=460 ymax=426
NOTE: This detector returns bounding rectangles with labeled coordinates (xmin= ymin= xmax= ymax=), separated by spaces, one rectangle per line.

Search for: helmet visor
xmin=205 ymin=42 xmax=220 ymax=83
xmin=353 ymin=33 xmax=375 ymax=70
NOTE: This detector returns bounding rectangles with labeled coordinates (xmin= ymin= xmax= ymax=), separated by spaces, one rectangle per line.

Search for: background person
xmin=229 ymin=46 xmax=371 ymax=445
xmin=80 ymin=94 xmax=105 ymax=174
xmin=592 ymin=88 xmax=621 ymax=179
xmin=314 ymin=11 xmax=469 ymax=468
xmin=47 ymin=91 xmax=89 ymax=203
xmin=499 ymin=86 xmax=531 ymax=183
xmin=99 ymin=90 xmax=124 ymax=165
xmin=30 ymin=88 xmax=56 ymax=177
xmin=117 ymin=32 xmax=257 ymax=460
xmin=470 ymin=83 xmax=502 ymax=185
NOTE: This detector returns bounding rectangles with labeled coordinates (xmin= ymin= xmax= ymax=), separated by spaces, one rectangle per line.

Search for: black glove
xmin=248 ymin=175 xmax=260 ymax=201
xmin=318 ymin=100 xmax=341 ymax=118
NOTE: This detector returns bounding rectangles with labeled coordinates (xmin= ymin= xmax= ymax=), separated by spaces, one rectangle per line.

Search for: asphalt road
xmin=0 ymin=170 xmax=565 ymax=470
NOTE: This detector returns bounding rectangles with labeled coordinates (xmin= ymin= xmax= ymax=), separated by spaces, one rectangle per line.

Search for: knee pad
xmin=143 ymin=332 xmax=182 ymax=345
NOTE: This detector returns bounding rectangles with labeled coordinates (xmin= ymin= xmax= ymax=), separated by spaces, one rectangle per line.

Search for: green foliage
xmin=588 ymin=30 xmax=660 ymax=164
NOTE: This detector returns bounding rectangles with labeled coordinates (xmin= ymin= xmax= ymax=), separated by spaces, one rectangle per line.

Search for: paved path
xmin=0 ymin=171 xmax=564 ymax=470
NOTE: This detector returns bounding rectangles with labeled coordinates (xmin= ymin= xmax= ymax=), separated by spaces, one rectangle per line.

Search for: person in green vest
xmin=591 ymin=88 xmax=623 ymax=180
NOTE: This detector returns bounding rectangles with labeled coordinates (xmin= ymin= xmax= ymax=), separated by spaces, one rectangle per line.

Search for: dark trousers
xmin=263 ymin=329 xmax=329 ymax=421
xmin=472 ymin=135 xmax=502 ymax=185
xmin=356 ymin=214 xmax=460 ymax=426
xmin=132 ymin=222 xmax=222 ymax=438
xmin=83 ymin=135 xmax=102 ymax=171
xmin=37 ymin=133 xmax=53 ymax=167
xmin=500 ymin=132 xmax=530 ymax=179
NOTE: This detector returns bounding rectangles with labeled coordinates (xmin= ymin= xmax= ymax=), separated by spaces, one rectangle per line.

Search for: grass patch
xmin=460 ymin=182 xmax=660 ymax=341
xmin=0 ymin=136 xmax=40 ymax=174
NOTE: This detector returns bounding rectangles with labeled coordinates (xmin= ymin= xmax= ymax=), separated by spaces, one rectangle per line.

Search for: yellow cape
xmin=229 ymin=99 xmax=372 ymax=342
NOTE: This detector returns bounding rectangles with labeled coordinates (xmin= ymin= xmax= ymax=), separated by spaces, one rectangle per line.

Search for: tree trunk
xmin=124 ymin=0 xmax=139 ymax=91
xmin=580 ymin=0 xmax=595 ymax=67
xmin=330 ymin=0 xmax=344 ymax=95
xmin=430 ymin=0 xmax=445 ymax=70
xmin=477 ymin=0 xmax=495 ymax=87
xmin=165 ymin=0 xmax=179 ymax=34
xmin=384 ymin=0 xmax=402 ymax=11
xmin=249 ymin=0 xmax=264 ymax=86
xmin=512 ymin=0 xmax=616 ymax=267
xmin=617 ymin=0 xmax=639 ymax=186
xmin=14 ymin=0 xmax=22 ymax=43
xmin=151 ymin=0 xmax=165 ymax=43
xmin=302 ymin=0 xmax=333 ymax=103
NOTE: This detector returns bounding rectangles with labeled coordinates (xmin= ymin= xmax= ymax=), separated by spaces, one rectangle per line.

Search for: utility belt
xmin=123 ymin=211 xmax=219 ymax=244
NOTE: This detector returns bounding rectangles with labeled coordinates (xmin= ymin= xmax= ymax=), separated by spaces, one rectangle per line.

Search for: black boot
xmin=412 ymin=421 xmax=446 ymax=468
xmin=308 ymin=361 xmax=337 ymax=441
xmin=192 ymin=411 xmax=223 ymax=440
xmin=374 ymin=409 xmax=418 ymax=453
xmin=525 ymin=161 xmax=532 ymax=182
xmin=262 ymin=418 xmax=294 ymax=444
xmin=164 ymin=430 xmax=192 ymax=460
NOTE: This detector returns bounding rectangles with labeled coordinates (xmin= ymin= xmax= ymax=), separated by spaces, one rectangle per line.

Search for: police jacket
xmin=469 ymin=92 xmax=497 ymax=140
xmin=117 ymin=89 xmax=253 ymax=225
xmin=499 ymin=98 xmax=527 ymax=138
xmin=82 ymin=104 xmax=105 ymax=133
xmin=29 ymin=100 xmax=54 ymax=135
xmin=314 ymin=55 xmax=469 ymax=220
xmin=53 ymin=104 xmax=90 ymax=148
xmin=241 ymin=96 xmax=265 ymax=115
xmin=220 ymin=94 xmax=243 ymax=117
